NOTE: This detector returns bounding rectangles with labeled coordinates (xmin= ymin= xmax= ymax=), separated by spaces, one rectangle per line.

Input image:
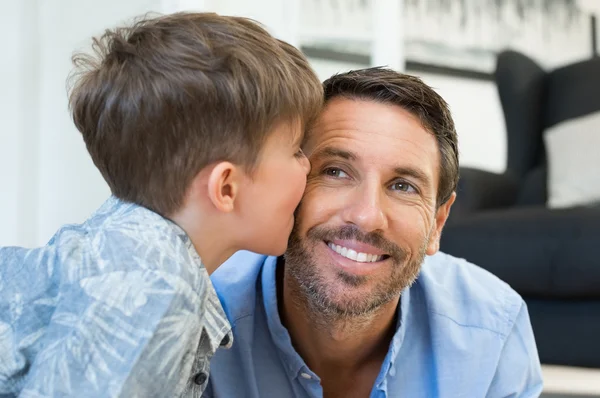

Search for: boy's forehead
xmin=271 ymin=117 xmax=303 ymax=144
xmin=291 ymin=118 xmax=305 ymax=143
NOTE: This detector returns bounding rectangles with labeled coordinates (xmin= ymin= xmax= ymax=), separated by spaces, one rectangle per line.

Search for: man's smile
xmin=326 ymin=239 xmax=388 ymax=263
xmin=323 ymin=240 xmax=390 ymax=276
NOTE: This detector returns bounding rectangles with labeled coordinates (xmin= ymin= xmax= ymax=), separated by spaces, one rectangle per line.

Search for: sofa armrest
xmin=451 ymin=167 xmax=519 ymax=218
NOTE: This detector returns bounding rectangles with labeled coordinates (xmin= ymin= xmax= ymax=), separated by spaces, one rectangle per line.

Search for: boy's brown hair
xmin=69 ymin=12 xmax=323 ymax=216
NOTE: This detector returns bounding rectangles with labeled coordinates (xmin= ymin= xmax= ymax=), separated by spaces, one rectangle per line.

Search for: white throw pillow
xmin=544 ymin=111 xmax=600 ymax=209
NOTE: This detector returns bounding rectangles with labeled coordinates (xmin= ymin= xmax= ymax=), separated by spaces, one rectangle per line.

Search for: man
xmin=205 ymin=68 xmax=543 ymax=397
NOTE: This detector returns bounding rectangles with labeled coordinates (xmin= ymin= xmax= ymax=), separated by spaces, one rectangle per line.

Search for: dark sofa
xmin=440 ymin=50 xmax=600 ymax=368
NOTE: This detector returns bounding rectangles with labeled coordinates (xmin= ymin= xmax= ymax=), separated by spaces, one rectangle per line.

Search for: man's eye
xmin=323 ymin=168 xmax=348 ymax=178
xmin=391 ymin=181 xmax=416 ymax=193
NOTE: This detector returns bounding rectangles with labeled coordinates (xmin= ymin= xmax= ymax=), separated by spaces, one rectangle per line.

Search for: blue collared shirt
xmin=0 ymin=196 xmax=232 ymax=397
xmin=206 ymin=251 xmax=543 ymax=398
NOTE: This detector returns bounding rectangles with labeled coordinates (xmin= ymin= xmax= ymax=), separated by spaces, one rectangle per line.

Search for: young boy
xmin=0 ymin=12 xmax=322 ymax=397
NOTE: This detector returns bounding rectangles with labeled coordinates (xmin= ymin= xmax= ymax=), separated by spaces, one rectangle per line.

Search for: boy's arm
xmin=20 ymin=262 xmax=225 ymax=397
xmin=486 ymin=301 xmax=544 ymax=397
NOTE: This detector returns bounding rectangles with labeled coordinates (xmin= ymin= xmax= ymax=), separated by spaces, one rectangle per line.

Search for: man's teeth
xmin=327 ymin=243 xmax=383 ymax=263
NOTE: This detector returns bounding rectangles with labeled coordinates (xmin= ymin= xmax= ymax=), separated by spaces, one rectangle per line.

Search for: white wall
xmin=207 ymin=0 xmax=300 ymax=46
xmin=1 ymin=1 xmax=506 ymax=248
xmin=0 ymin=0 xmax=39 ymax=247
xmin=0 ymin=2 xmax=24 ymax=246
xmin=36 ymin=0 xmax=163 ymax=246
xmin=419 ymin=72 xmax=506 ymax=173
xmin=1 ymin=0 xmax=163 ymax=248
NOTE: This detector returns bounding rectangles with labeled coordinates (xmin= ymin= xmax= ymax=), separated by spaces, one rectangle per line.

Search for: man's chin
xmin=285 ymin=231 xmax=422 ymax=319
xmin=294 ymin=267 xmax=399 ymax=317
xmin=313 ymin=287 xmax=400 ymax=318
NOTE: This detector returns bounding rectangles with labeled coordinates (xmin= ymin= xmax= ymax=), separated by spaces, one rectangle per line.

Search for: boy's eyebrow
xmin=310 ymin=147 xmax=357 ymax=162
xmin=295 ymin=130 xmax=305 ymax=146
xmin=291 ymin=125 xmax=305 ymax=147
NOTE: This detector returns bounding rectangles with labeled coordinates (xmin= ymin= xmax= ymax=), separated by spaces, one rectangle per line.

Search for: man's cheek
xmin=304 ymin=175 xmax=325 ymax=194
xmin=394 ymin=206 xmax=431 ymax=236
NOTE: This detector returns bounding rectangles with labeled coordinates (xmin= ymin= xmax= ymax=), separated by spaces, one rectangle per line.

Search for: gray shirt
xmin=0 ymin=196 xmax=232 ymax=397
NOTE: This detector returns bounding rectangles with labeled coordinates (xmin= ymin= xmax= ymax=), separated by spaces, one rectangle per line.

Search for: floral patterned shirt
xmin=0 ymin=196 xmax=232 ymax=397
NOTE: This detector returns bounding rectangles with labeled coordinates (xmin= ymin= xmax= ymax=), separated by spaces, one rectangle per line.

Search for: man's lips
xmin=325 ymin=239 xmax=389 ymax=263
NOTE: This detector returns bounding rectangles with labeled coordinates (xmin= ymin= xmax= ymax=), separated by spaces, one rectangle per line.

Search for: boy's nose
xmin=302 ymin=156 xmax=311 ymax=175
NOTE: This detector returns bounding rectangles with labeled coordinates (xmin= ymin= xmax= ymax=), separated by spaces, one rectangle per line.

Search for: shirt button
xmin=220 ymin=334 xmax=230 ymax=347
xmin=193 ymin=372 xmax=208 ymax=385
xmin=300 ymin=372 xmax=312 ymax=380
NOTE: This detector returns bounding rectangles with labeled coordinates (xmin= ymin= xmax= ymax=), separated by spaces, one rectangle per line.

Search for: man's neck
xmin=277 ymin=264 xmax=399 ymax=377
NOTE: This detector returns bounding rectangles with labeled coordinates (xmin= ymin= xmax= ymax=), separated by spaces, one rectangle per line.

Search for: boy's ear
xmin=207 ymin=161 xmax=240 ymax=213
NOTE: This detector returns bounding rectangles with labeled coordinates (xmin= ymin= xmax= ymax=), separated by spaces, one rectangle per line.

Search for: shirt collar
xmin=202 ymin=282 xmax=234 ymax=353
xmin=373 ymin=282 xmax=411 ymax=392
xmin=261 ymin=256 xmax=307 ymax=379
xmin=260 ymin=255 xmax=411 ymax=385
xmin=168 ymin=208 xmax=233 ymax=353
xmin=103 ymin=196 xmax=233 ymax=352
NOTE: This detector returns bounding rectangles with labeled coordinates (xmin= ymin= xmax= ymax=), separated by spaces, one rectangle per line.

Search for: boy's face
xmin=236 ymin=119 xmax=310 ymax=255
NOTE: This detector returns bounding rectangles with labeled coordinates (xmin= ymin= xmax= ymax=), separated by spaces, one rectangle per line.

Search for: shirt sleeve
xmin=486 ymin=300 xmax=544 ymax=398
xmin=20 ymin=256 xmax=212 ymax=397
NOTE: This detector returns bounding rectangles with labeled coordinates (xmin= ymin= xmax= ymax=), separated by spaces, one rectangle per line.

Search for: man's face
xmin=285 ymin=97 xmax=455 ymax=316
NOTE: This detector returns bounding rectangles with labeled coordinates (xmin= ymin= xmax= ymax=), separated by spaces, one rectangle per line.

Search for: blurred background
xmin=1 ymin=0 xmax=599 ymax=396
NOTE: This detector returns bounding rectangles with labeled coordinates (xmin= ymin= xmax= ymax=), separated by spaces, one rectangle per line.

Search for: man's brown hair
xmin=69 ymin=12 xmax=323 ymax=216
xmin=321 ymin=67 xmax=459 ymax=206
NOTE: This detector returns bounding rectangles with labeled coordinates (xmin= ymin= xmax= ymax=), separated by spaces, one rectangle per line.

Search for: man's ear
xmin=207 ymin=161 xmax=240 ymax=213
xmin=426 ymin=191 xmax=456 ymax=256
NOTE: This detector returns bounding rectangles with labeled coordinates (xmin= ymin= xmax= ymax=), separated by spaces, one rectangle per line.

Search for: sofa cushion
xmin=544 ymin=111 xmax=600 ymax=208
xmin=440 ymin=206 xmax=600 ymax=298
xmin=495 ymin=51 xmax=546 ymax=178
xmin=515 ymin=166 xmax=547 ymax=206
xmin=544 ymin=56 xmax=600 ymax=130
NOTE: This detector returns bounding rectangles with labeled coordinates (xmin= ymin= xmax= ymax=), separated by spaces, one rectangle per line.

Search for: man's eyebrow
xmin=311 ymin=147 xmax=357 ymax=162
xmin=312 ymin=147 xmax=432 ymax=186
xmin=394 ymin=166 xmax=432 ymax=187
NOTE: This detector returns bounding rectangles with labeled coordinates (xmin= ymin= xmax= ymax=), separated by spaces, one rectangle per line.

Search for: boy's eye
xmin=294 ymin=149 xmax=305 ymax=158
xmin=390 ymin=181 xmax=416 ymax=193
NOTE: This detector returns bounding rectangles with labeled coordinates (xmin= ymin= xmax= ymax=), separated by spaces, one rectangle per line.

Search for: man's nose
xmin=341 ymin=183 xmax=387 ymax=232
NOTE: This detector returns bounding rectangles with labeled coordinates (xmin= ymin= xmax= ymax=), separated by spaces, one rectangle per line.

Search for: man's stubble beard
xmin=284 ymin=221 xmax=429 ymax=329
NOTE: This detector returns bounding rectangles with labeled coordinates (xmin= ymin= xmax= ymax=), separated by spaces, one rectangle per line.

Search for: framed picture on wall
xmin=300 ymin=0 xmax=596 ymax=80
